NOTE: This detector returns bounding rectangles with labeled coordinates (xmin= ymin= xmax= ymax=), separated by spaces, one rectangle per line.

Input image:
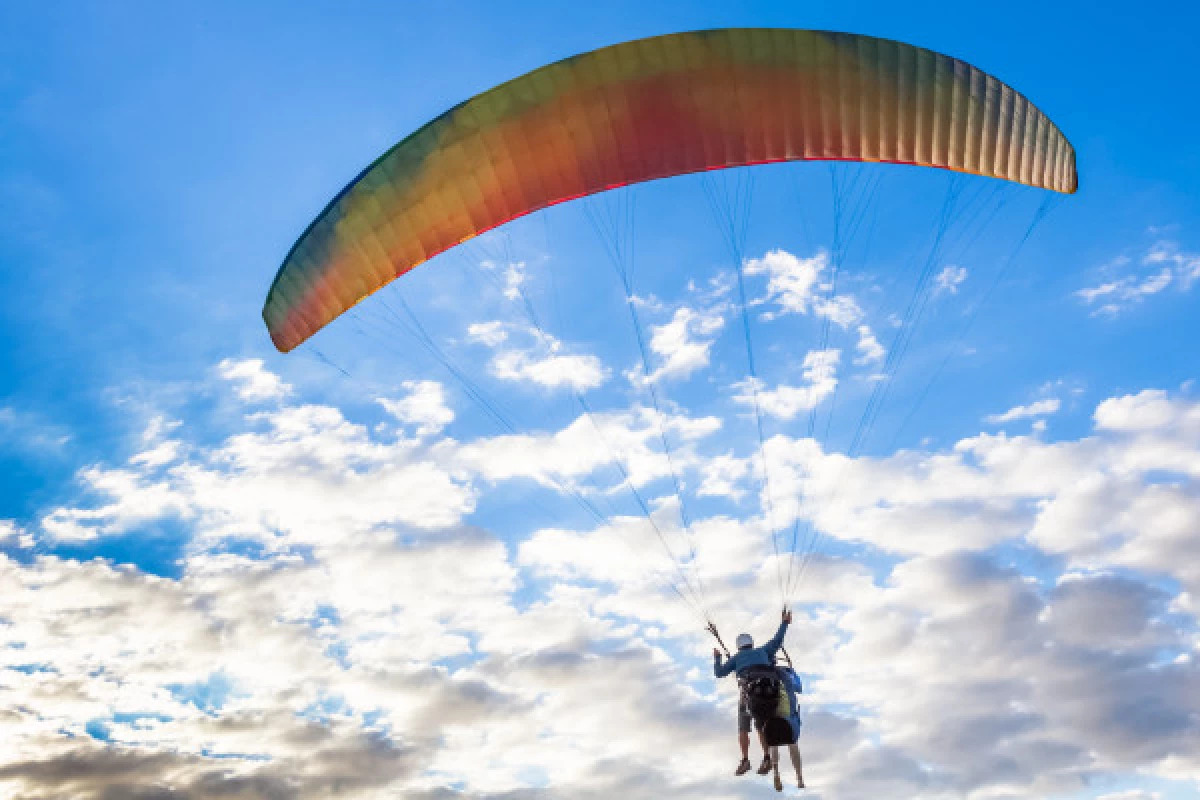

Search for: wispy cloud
xmin=934 ymin=264 xmax=967 ymax=295
xmin=1077 ymin=240 xmax=1200 ymax=315
xmin=466 ymin=320 xmax=508 ymax=346
xmin=986 ymin=397 xmax=1062 ymax=424
xmin=470 ymin=321 xmax=608 ymax=391
xmin=480 ymin=258 xmax=530 ymax=301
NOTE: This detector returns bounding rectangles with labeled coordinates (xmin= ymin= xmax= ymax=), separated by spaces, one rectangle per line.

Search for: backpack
xmin=761 ymin=711 xmax=801 ymax=746
xmin=778 ymin=666 xmax=802 ymax=695
xmin=738 ymin=665 xmax=783 ymax=726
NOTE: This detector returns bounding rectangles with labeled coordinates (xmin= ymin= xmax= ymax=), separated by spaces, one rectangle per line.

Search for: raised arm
xmin=713 ymin=650 xmax=735 ymax=678
xmin=763 ymin=609 xmax=793 ymax=657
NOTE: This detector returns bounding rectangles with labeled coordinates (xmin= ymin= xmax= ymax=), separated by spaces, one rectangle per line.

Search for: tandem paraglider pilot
xmin=713 ymin=608 xmax=805 ymax=791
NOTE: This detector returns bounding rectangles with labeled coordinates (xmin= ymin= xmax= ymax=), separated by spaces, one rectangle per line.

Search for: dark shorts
xmin=738 ymin=698 xmax=754 ymax=733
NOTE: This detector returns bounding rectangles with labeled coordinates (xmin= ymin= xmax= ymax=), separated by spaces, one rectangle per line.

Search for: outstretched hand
xmin=782 ymin=609 xmax=793 ymax=624
xmin=713 ymin=648 xmax=722 ymax=659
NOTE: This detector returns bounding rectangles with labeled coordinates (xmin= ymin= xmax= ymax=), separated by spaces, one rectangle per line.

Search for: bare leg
xmin=734 ymin=728 xmax=752 ymax=775
xmin=788 ymin=742 xmax=805 ymax=787
xmin=770 ymin=746 xmax=783 ymax=791
xmin=756 ymin=730 xmax=772 ymax=774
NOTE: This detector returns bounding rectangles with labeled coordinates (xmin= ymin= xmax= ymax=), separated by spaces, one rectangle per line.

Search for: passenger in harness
xmin=713 ymin=609 xmax=792 ymax=777
xmin=769 ymin=657 xmax=806 ymax=791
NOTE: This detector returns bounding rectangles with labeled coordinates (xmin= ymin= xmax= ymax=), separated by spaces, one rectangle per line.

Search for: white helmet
xmin=736 ymin=633 xmax=753 ymax=649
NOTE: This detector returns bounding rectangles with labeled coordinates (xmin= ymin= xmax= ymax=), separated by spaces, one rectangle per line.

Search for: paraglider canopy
xmin=262 ymin=28 xmax=1076 ymax=353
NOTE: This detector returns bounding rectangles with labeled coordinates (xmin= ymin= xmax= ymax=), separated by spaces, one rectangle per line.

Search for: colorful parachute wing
xmin=264 ymin=28 xmax=1076 ymax=352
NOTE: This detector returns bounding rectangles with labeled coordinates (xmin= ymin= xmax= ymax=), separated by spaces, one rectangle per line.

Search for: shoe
xmin=757 ymin=754 xmax=772 ymax=775
xmin=798 ymin=778 xmax=806 ymax=789
xmin=734 ymin=758 xmax=752 ymax=776
xmin=773 ymin=772 xmax=783 ymax=792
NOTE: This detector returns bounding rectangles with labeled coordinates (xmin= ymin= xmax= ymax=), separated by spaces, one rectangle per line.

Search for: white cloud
xmin=41 ymin=465 xmax=193 ymax=542
xmin=480 ymin=258 xmax=529 ymax=301
xmin=696 ymin=453 xmax=750 ymax=500
xmin=735 ymin=349 xmax=839 ymax=421
xmin=490 ymin=348 xmax=607 ymax=391
xmin=745 ymin=249 xmax=824 ymax=317
xmin=1093 ymin=388 xmax=1183 ymax=432
xmin=934 ymin=264 xmax=968 ymax=295
xmin=43 ymin=391 xmax=476 ymax=547
xmin=744 ymin=249 xmax=865 ymax=327
xmin=1145 ymin=241 xmax=1200 ymax=285
xmin=645 ymin=306 xmax=725 ymax=383
xmin=0 ymin=520 xmax=34 ymax=549
xmin=1077 ymin=240 xmax=1200 ymax=315
xmin=459 ymin=406 xmax=718 ymax=492
xmin=986 ymin=397 xmax=1062 ymax=424
xmin=378 ymin=380 xmax=454 ymax=436
xmin=466 ymin=320 xmax=508 ymax=346
xmin=470 ymin=320 xmax=608 ymax=392
xmin=0 ymin=405 xmax=73 ymax=454
xmin=815 ymin=293 xmax=865 ymax=327
xmin=1077 ymin=269 xmax=1172 ymax=314
xmin=854 ymin=325 xmax=885 ymax=365
xmin=10 ymin=355 xmax=1200 ymax=799
xmin=217 ymin=358 xmax=290 ymax=401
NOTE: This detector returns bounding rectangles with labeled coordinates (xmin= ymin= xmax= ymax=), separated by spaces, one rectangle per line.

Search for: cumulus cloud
xmin=217 ymin=358 xmax=291 ymax=401
xmin=42 ymin=400 xmax=476 ymax=546
xmin=696 ymin=453 xmax=751 ymax=500
xmin=491 ymin=348 xmax=607 ymax=391
xmin=0 ymin=519 xmax=33 ymax=549
xmin=744 ymin=249 xmax=865 ymax=327
xmin=854 ymin=325 xmax=885 ymax=365
xmin=459 ymin=405 xmax=719 ymax=492
xmin=734 ymin=349 xmax=839 ymax=421
xmin=41 ymin=464 xmax=193 ymax=542
xmin=1093 ymin=387 xmax=1184 ymax=432
xmin=645 ymin=306 xmax=725 ymax=382
xmin=379 ymin=380 xmax=454 ymax=436
xmin=745 ymin=249 xmax=824 ymax=317
xmin=814 ymin=293 xmax=865 ymax=327
xmin=820 ymin=550 xmax=1200 ymax=798
xmin=8 ymin=355 xmax=1200 ymax=799
xmin=466 ymin=320 xmax=508 ymax=347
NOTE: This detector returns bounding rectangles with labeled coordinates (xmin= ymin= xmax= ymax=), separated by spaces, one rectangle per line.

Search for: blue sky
xmin=2 ymin=2 xmax=1199 ymax=798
